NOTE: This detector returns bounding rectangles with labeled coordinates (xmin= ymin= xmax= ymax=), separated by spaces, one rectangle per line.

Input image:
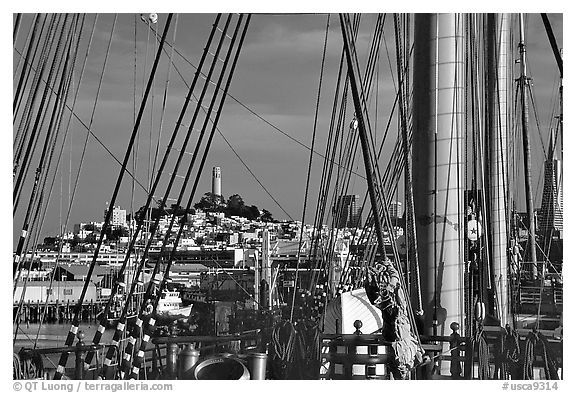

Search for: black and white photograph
xmin=10 ymin=5 xmax=566 ymax=386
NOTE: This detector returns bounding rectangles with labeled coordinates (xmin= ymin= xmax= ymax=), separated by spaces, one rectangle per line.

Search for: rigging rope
xmin=335 ymin=42 xmax=416 ymax=293
xmin=11 ymin=36 xmax=155 ymax=195
xmin=92 ymin=14 xmax=225 ymax=378
xmin=337 ymin=93 xmax=405 ymax=289
xmin=14 ymin=14 xmax=63 ymax=211
xmin=269 ymin=321 xmax=297 ymax=379
xmin=308 ymin=40 xmax=347 ymax=273
xmin=13 ymin=13 xmax=22 ymax=43
xmin=151 ymin=15 xmax=179 ymax=190
xmin=16 ymin=17 xmax=92 ymax=348
xmin=130 ymin=13 xmax=138 ymax=245
xmin=14 ymin=14 xmax=81 ymax=344
xmin=159 ymin=41 xmax=295 ymax=222
xmin=215 ymin=128 xmax=294 ymax=221
xmin=339 ymin=106 xmax=396 ymax=277
xmin=64 ymin=12 xmax=115 ymax=265
xmin=311 ymin=14 xmax=388 ymax=292
xmin=125 ymin=14 xmax=250 ymax=380
xmin=14 ymin=14 xmax=96 ymax=328
xmin=341 ymin=14 xmax=422 ymax=354
xmin=522 ymin=329 xmax=559 ymax=380
xmin=53 ymin=13 xmax=174 ymax=380
xmin=526 ymin=82 xmax=547 ymax=158
xmin=13 ymin=14 xmax=48 ymax=124
xmin=146 ymin=23 xmax=366 ymax=182
xmin=25 ymin=14 xmax=101 ymax=346
xmin=13 ymin=14 xmax=40 ymax=114
xmin=147 ymin=18 xmax=157 ymax=194
xmin=116 ymin=13 xmax=238 ymax=378
xmin=394 ymin=12 xmax=422 ymax=314
xmin=497 ymin=324 xmax=521 ymax=379
xmin=309 ymin=14 xmax=364 ymax=288
xmin=13 ymin=15 xmax=72 ymax=287
xmin=290 ymin=14 xmax=330 ymax=322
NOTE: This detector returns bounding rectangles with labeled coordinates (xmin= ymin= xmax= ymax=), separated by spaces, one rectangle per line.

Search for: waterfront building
xmin=27 ymin=251 xmax=135 ymax=265
xmin=13 ymin=280 xmax=102 ymax=304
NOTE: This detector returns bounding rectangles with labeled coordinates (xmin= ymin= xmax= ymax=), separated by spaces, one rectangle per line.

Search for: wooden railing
xmin=319 ymin=320 xmax=562 ymax=380
xmin=14 ymin=324 xmax=562 ymax=380
xmin=14 ymin=328 xmax=265 ymax=380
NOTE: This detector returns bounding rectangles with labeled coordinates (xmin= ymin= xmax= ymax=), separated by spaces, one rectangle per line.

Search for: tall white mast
xmin=489 ymin=13 xmax=511 ymax=326
xmin=412 ymin=13 xmax=465 ymax=335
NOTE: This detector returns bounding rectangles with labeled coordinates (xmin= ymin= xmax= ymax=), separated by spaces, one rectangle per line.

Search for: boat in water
xmin=155 ymin=291 xmax=193 ymax=318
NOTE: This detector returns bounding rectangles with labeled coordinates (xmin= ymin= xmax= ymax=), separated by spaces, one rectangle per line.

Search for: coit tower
xmin=212 ymin=166 xmax=221 ymax=196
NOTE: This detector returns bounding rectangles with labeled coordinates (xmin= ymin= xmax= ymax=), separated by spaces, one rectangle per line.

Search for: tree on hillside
xmin=194 ymin=192 xmax=276 ymax=222
xmin=226 ymin=194 xmax=245 ymax=216
xmin=43 ymin=236 xmax=58 ymax=246
xmin=169 ymin=203 xmax=195 ymax=216
xmin=261 ymin=209 xmax=275 ymax=222
xmin=245 ymin=205 xmax=260 ymax=220
xmin=133 ymin=198 xmax=170 ymax=225
xmin=194 ymin=192 xmax=225 ymax=212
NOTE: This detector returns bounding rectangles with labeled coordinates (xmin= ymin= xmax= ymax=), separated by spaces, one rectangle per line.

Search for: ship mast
xmin=412 ymin=13 xmax=465 ymax=337
xmin=518 ymin=14 xmax=539 ymax=279
xmin=487 ymin=14 xmax=511 ymax=326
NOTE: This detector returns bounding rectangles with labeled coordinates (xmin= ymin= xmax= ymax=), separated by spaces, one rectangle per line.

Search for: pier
xmin=13 ymin=300 xmax=107 ymax=325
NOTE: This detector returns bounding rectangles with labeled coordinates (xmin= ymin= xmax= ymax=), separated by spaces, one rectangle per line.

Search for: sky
xmin=11 ymin=12 xmax=563 ymax=244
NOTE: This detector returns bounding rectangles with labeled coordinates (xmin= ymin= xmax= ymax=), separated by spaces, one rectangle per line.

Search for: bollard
xmin=74 ymin=331 xmax=86 ymax=380
xmin=178 ymin=344 xmax=200 ymax=380
xmin=247 ymin=352 xmax=267 ymax=380
xmin=152 ymin=347 xmax=158 ymax=375
xmin=166 ymin=343 xmax=179 ymax=379
xmin=353 ymin=320 xmax=363 ymax=335
xmin=449 ymin=322 xmax=463 ymax=379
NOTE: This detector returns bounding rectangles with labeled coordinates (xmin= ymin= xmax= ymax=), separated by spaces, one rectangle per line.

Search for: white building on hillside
xmin=112 ymin=206 xmax=127 ymax=227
